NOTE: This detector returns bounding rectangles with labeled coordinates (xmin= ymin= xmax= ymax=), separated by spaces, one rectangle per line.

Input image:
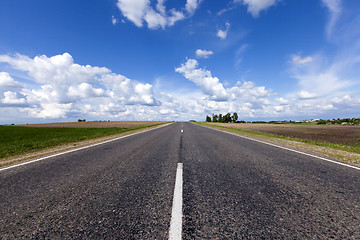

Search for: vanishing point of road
xmin=1 ymin=122 xmax=359 ymax=239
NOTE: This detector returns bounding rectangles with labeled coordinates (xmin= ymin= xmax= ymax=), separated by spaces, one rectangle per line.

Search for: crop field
xmin=0 ymin=121 xmax=167 ymax=160
xmin=206 ymin=123 xmax=360 ymax=147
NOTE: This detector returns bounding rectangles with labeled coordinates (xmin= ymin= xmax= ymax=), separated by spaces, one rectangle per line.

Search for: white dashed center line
xmin=169 ymin=163 xmax=183 ymax=240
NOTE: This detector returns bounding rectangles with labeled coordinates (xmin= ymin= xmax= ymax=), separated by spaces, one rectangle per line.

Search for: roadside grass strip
xmin=0 ymin=123 xmax=170 ymax=168
xmin=0 ymin=123 xmax=172 ymax=171
xmin=0 ymin=124 xmax=165 ymax=161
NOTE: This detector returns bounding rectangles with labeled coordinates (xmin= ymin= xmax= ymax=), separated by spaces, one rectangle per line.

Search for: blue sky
xmin=1 ymin=0 xmax=360 ymax=123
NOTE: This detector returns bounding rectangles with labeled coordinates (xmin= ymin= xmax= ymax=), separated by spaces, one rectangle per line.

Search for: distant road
xmin=1 ymin=122 xmax=359 ymax=238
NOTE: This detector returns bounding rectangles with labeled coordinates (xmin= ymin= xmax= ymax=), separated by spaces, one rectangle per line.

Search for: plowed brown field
xmin=208 ymin=123 xmax=360 ymax=146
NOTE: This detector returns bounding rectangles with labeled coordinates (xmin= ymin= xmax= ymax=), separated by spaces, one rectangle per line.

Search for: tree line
xmin=206 ymin=112 xmax=243 ymax=123
xmin=317 ymin=118 xmax=360 ymax=125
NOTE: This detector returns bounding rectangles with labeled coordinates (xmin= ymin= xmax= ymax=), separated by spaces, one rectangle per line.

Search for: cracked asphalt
xmin=1 ymin=122 xmax=359 ymax=239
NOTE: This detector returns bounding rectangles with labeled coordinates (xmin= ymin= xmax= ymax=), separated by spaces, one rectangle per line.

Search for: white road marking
xmin=0 ymin=123 xmax=172 ymax=172
xmin=197 ymin=124 xmax=360 ymax=171
xmin=181 ymin=129 xmax=183 ymax=133
xmin=169 ymin=163 xmax=183 ymax=240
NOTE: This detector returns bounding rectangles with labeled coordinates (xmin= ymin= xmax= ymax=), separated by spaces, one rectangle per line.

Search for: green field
xmin=0 ymin=124 xmax=160 ymax=159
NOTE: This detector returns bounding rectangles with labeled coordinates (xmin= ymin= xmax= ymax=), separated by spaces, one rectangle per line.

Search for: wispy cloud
xmin=289 ymin=53 xmax=354 ymax=100
xmin=112 ymin=16 xmax=118 ymax=25
xmin=291 ymin=55 xmax=314 ymax=65
xmin=321 ymin=0 xmax=342 ymax=38
xmin=234 ymin=44 xmax=249 ymax=68
xmin=217 ymin=22 xmax=230 ymax=40
xmin=288 ymin=1 xmax=360 ymax=105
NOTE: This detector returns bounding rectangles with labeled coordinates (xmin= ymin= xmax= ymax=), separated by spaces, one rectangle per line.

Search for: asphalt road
xmin=1 ymin=122 xmax=360 ymax=239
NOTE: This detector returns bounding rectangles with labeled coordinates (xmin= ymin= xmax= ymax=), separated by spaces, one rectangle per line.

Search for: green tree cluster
xmin=205 ymin=112 xmax=239 ymax=123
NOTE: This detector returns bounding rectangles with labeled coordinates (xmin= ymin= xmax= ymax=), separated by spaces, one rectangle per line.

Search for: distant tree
xmin=317 ymin=120 xmax=327 ymax=125
xmin=218 ymin=114 xmax=223 ymax=123
xmin=232 ymin=112 xmax=238 ymax=123
xmin=222 ymin=113 xmax=230 ymax=123
xmin=206 ymin=115 xmax=212 ymax=122
xmin=226 ymin=113 xmax=232 ymax=123
xmin=212 ymin=114 xmax=218 ymax=122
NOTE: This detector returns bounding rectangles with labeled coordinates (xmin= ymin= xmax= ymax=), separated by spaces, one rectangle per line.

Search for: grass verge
xmin=0 ymin=123 xmax=164 ymax=161
xmin=197 ymin=122 xmax=360 ymax=165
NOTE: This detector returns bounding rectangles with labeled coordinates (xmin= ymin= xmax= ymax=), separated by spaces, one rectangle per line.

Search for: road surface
xmin=1 ymin=122 xmax=359 ymax=239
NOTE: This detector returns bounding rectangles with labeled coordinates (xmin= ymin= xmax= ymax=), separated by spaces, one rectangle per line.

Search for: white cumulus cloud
xmin=102 ymin=73 xmax=160 ymax=106
xmin=274 ymin=105 xmax=284 ymax=112
xmin=116 ymin=0 xmax=200 ymax=29
xmin=2 ymin=91 xmax=26 ymax=105
xmin=195 ymin=49 xmax=213 ymax=59
xmin=185 ymin=0 xmax=202 ymax=15
xmin=0 ymin=53 xmax=110 ymax=86
xmin=0 ymin=52 xmax=160 ymax=119
xmin=176 ymin=59 xmax=228 ymax=101
xmin=67 ymin=83 xmax=107 ymax=99
xmin=176 ymin=58 xmax=273 ymax=105
xmin=228 ymin=81 xmax=273 ymax=101
xmin=297 ymin=90 xmax=320 ymax=100
xmin=116 ymin=0 xmax=148 ymax=27
xmin=29 ymin=103 xmax=74 ymax=119
xmin=275 ymin=97 xmax=289 ymax=105
xmin=0 ymin=72 xmax=23 ymax=89
xmin=235 ymin=0 xmax=279 ymax=17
